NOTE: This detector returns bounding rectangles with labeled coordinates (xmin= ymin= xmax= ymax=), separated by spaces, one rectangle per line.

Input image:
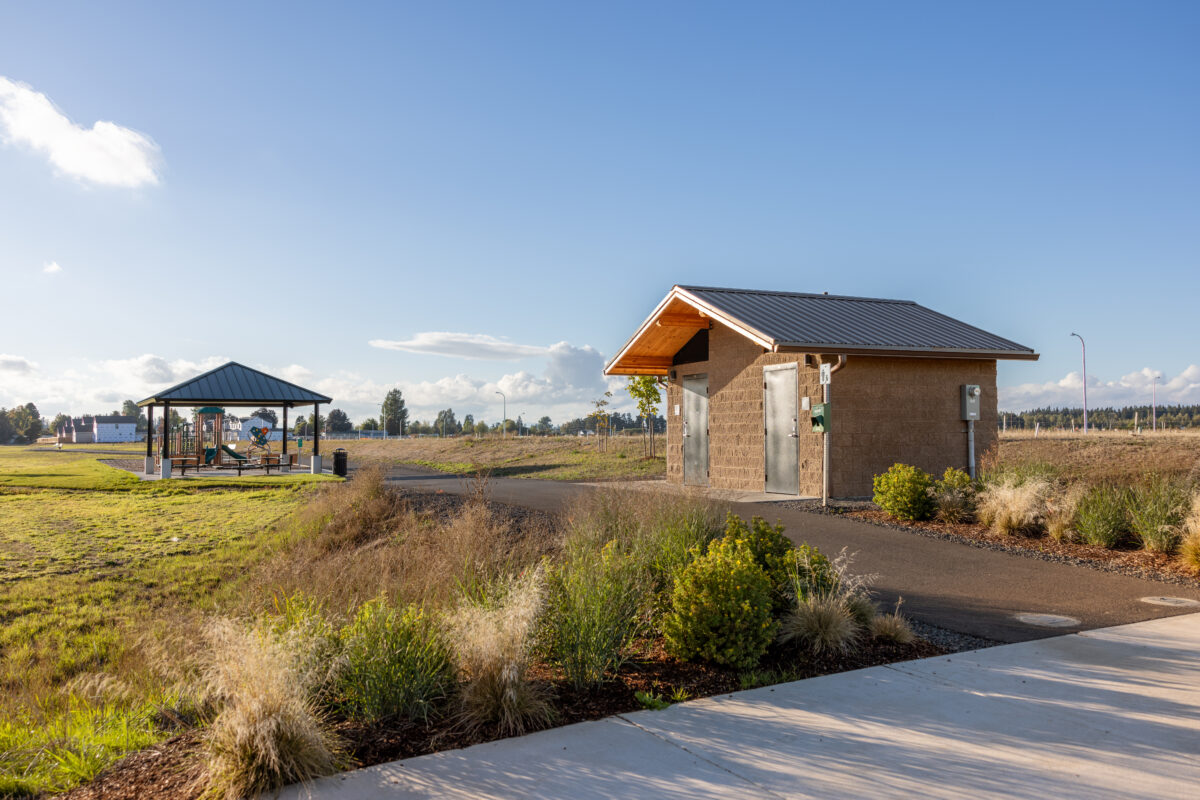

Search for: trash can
xmin=333 ymin=448 xmax=348 ymax=477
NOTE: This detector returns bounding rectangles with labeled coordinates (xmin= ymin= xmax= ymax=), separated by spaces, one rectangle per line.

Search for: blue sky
xmin=1 ymin=1 xmax=1197 ymax=423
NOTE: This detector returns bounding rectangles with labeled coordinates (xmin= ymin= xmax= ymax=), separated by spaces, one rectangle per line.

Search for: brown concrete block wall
xmin=830 ymin=356 xmax=997 ymax=497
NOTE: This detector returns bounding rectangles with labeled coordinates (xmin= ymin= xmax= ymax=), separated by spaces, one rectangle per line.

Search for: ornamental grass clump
xmin=778 ymin=547 xmax=877 ymax=656
xmin=1128 ymin=475 xmax=1190 ymax=553
xmin=931 ymin=467 xmax=976 ymax=523
xmin=199 ymin=619 xmax=343 ymax=800
xmin=976 ymin=474 xmax=1050 ymax=536
xmin=542 ymin=540 xmax=649 ymax=689
xmin=1178 ymin=494 xmax=1200 ymax=572
xmin=661 ymin=537 xmax=776 ymax=670
xmin=448 ymin=570 xmax=552 ymax=736
xmin=869 ymin=602 xmax=916 ymax=645
xmin=1044 ymin=485 xmax=1086 ymax=543
xmin=337 ymin=599 xmax=454 ymax=723
xmin=872 ymin=464 xmax=934 ymax=521
xmin=1075 ymin=485 xmax=1130 ymax=548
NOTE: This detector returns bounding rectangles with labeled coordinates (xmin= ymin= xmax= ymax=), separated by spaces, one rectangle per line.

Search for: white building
xmin=59 ymin=415 xmax=139 ymax=443
xmin=236 ymin=415 xmax=283 ymax=442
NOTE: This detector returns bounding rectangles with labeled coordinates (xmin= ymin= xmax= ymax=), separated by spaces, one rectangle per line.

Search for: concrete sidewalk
xmin=280 ymin=613 xmax=1200 ymax=800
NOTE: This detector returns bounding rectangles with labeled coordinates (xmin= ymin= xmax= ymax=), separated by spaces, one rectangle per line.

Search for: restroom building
xmin=604 ymin=285 xmax=1038 ymax=498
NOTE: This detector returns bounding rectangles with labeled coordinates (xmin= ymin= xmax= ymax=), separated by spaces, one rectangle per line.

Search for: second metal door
xmin=764 ymin=364 xmax=799 ymax=494
xmin=682 ymin=375 xmax=709 ymax=486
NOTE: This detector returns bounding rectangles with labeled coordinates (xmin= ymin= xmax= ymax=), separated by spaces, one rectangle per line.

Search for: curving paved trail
xmin=381 ymin=465 xmax=1200 ymax=644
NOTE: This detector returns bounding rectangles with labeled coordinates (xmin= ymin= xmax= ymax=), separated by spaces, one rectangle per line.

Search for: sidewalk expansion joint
xmin=614 ymin=713 xmax=789 ymax=800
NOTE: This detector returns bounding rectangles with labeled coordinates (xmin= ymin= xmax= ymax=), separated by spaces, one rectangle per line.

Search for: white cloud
xmin=0 ymin=343 xmax=626 ymax=426
xmin=0 ymin=76 xmax=161 ymax=188
xmin=0 ymin=354 xmax=37 ymax=373
xmin=42 ymin=260 xmax=62 ymax=274
xmin=368 ymin=332 xmax=549 ymax=360
xmin=1000 ymin=365 xmax=1200 ymax=411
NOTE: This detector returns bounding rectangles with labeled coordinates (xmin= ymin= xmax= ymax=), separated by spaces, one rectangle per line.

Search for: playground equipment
xmin=245 ymin=425 xmax=272 ymax=459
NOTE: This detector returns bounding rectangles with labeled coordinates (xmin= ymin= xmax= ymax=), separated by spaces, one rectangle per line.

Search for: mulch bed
xmin=794 ymin=501 xmax=1200 ymax=588
xmin=58 ymin=635 xmax=941 ymax=800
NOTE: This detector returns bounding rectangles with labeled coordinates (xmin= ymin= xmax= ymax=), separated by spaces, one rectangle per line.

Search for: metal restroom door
xmin=682 ymin=375 xmax=709 ymax=487
xmin=764 ymin=364 xmax=799 ymax=494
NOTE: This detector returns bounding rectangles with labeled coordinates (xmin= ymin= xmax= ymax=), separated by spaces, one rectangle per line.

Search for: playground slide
xmin=204 ymin=447 xmax=218 ymax=465
xmin=220 ymin=445 xmax=248 ymax=462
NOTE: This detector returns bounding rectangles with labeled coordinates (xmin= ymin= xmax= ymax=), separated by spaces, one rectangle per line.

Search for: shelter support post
xmin=145 ymin=405 xmax=155 ymax=474
xmin=281 ymin=406 xmax=289 ymax=471
xmin=161 ymin=402 xmax=172 ymax=479
xmin=311 ymin=403 xmax=322 ymax=474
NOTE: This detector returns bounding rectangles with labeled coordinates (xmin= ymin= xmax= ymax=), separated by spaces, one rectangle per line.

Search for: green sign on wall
xmin=811 ymin=402 xmax=830 ymax=433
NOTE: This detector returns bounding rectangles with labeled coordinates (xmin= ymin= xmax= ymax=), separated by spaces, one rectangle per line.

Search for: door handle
xmin=789 ymin=418 xmax=799 ymax=438
xmin=683 ymin=421 xmax=690 ymax=438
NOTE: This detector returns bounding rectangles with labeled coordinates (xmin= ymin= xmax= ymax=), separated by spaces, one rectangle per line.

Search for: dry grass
xmin=869 ymin=606 xmax=916 ymax=645
xmin=777 ymin=593 xmax=861 ymax=655
xmin=1179 ymin=494 xmax=1200 ymax=573
xmin=1044 ymin=484 xmax=1086 ymax=542
xmin=198 ymin=618 xmax=343 ymax=800
xmin=245 ymin=470 xmax=556 ymax=613
xmin=976 ymin=476 xmax=1051 ymax=536
xmin=997 ymin=430 xmax=1200 ymax=485
xmin=446 ymin=570 xmax=553 ymax=737
xmin=319 ymin=435 xmax=665 ymax=481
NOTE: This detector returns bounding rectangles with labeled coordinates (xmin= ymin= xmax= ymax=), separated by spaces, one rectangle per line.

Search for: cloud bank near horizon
xmin=0 ymin=76 xmax=161 ymax=188
xmin=368 ymin=332 xmax=550 ymax=360
xmin=1000 ymin=365 xmax=1200 ymax=411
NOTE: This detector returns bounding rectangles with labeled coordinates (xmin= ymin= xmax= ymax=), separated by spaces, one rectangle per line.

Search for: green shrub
xmin=542 ymin=541 xmax=649 ymax=689
xmin=931 ymin=467 xmax=976 ymax=523
xmin=872 ymin=464 xmax=934 ymax=521
xmin=661 ymin=538 xmax=775 ymax=670
xmin=1075 ymin=486 xmax=1130 ymax=549
xmin=337 ymin=600 xmax=453 ymax=722
xmin=638 ymin=508 xmax=722 ymax=599
xmin=1129 ymin=476 xmax=1189 ymax=553
xmin=721 ymin=514 xmax=794 ymax=602
xmin=267 ymin=593 xmax=343 ymax=703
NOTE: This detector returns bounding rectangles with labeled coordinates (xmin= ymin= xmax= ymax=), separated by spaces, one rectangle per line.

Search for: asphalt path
xmin=382 ymin=465 xmax=1200 ymax=643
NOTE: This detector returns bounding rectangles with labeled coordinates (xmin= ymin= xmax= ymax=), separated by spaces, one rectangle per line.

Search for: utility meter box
xmin=811 ymin=402 xmax=830 ymax=433
xmin=961 ymin=385 xmax=982 ymax=421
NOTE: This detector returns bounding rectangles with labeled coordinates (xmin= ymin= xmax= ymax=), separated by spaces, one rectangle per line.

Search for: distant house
xmin=237 ymin=415 xmax=283 ymax=442
xmin=58 ymin=416 xmax=139 ymax=444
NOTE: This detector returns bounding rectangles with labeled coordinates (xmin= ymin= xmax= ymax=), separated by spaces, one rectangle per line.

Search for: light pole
xmin=1152 ymin=373 xmax=1159 ymax=432
xmin=495 ymin=391 xmax=505 ymax=438
xmin=1070 ymin=332 xmax=1088 ymax=434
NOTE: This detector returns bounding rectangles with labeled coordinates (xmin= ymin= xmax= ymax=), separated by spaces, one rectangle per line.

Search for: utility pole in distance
xmin=1070 ymin=332 xmax=1088 ymax=434
xmin=495 ymin=391 xmax=506 ymax=438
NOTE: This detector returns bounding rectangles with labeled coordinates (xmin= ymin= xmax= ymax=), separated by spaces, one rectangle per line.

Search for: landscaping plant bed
xmin=59 ymin=634 xmax=942 ymax=800
xmin=787 ymin=501 xmax=1200 ymax=588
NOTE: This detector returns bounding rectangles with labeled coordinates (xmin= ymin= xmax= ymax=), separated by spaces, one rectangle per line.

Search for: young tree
xmin=307 ymin=412 xmax=326 ymax=434
xmin=9 ymin=403 xmax=42 ymax=443
xmin=326 ymin=408 xmax=352 ymax=433
xmin=381 ymin=389 xmax=408 ymax=436
xmin=475 ymin=419 xmax=490 ymax=436
xmin=462 ymin=413 xmax=474 ymax=436
xmin=359 ymin=417 xmax=380 ymax=431
xmin=294 ymin=417 xmax=308 ymax=437
xmin=537 ymin=415 xmax=553 ymax=435
xmin=587 ymin=391 xmax=613 ymax=452
xmin=627 ymin=377 xmax=663 ymax=458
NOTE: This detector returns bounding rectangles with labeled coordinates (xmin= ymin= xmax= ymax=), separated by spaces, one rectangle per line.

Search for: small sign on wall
xmin=819 ymin=363 xmax=832 ymax=385
xmin=674 ymin=404 xmax=680 ymax=416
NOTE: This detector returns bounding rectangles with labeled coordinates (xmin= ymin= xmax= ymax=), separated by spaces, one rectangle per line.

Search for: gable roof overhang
xmin=137 ymin=361 xmax=333 ymax=408
xmin=603 ymin=285 xmax=1039 ymax=376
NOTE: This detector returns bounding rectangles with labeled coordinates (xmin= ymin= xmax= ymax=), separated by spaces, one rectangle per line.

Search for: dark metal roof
xmin=93 ymin=416 xmax=136 ymax=424
xmin=678 ymin=286 xmax=1037 ymax=358
xmin=138 ymin=361 xmax=332 ymax=407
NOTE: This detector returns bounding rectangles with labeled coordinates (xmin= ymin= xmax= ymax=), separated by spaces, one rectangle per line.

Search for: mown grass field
xmin=0 ymin=445 xmax=337 ymax=796
xmin=330 ymin=434 xmax=666 ymax=481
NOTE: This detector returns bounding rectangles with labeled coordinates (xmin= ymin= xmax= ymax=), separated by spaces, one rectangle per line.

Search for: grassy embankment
xmin=0 ymin=446 xmax=337 ymax=796
xmin=329 ymin=434 xmax=666 ymax=481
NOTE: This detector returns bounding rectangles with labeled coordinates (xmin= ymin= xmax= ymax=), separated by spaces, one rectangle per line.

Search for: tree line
xmin=1000 ymin=404 xmax=1200 ymax=430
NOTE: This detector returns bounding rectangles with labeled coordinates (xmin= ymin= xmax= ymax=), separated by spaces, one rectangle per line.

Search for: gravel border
xmin=784 ymin=500 xmax=1200 ymax=590
xmin=909 ymin=619 xmax=1000 ymax=654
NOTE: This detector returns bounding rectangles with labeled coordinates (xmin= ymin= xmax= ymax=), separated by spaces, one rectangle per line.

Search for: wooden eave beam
xmin=617 ymin=355 xmax=673 ymax=369
xmin=655 ymin=313 xmax=709 ymax=329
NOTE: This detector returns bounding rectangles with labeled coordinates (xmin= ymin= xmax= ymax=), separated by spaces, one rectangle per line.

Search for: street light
xmin=495 ymin=391 xmax=506 ymax=438
xmin=1070 ymin=333 xmax=1088 ymax=434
